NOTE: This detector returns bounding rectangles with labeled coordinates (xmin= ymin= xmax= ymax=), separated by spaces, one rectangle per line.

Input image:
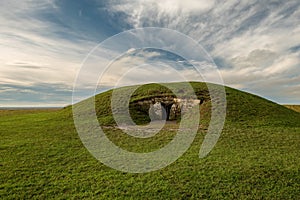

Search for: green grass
xmin=1 ymin=82 xmax=300 ymax=199
xmin=70 ymin=82 xmax=300 ymax=127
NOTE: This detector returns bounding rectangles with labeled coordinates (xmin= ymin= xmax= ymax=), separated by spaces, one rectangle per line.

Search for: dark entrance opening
xmin=161 ymin=103 xmax=173 ymax=121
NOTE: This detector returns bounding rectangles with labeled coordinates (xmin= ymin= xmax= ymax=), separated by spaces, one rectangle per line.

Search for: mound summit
xmin=69 ymin=82 xmax=300 ymax=127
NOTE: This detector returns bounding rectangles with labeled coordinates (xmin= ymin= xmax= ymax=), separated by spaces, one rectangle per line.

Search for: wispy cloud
xmin=106 ymin=0 xmax=300 ymax=103
xmin=1 ymin=0 xmax=299 ymax=106
xmin=0 ymin=0 xmax=98 ymax=106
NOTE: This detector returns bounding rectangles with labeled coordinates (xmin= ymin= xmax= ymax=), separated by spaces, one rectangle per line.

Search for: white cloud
xmin=106 ymin=0 xmax=300 ymax=103
xmin=0 ymin=0 xmax=99 ymax=106
xmin=0 ymin=0 xmax=97 ymax=101
xmin=1 ymin=0 xmax=300 ymax=105
xmin=263 ymin=53 xmax=299 ymax=75
xmin=96 ymin=49 xmax=209 ymax=88
xmin=154 ymin=0 xmax=215 ymax=13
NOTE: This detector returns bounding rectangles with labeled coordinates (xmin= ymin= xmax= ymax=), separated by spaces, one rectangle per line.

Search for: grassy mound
xmin=1 ymin=82 xmax=300 ymax=199
xmin=69 ymin=82 xmax=300 ymax=127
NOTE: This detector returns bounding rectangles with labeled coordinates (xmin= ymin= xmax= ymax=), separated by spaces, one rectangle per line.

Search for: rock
xmin=133 ymin=96 xmax=202 ymax=121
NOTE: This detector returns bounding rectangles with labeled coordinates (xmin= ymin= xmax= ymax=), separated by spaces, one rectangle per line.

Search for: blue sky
xmin=0 ymin=0 xmax=299 ymax=106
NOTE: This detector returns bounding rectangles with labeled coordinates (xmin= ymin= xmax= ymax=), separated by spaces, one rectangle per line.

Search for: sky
xmin=0 ymin=0 xmax=299 ymax=107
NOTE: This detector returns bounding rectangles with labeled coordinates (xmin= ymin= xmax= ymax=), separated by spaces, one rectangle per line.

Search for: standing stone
xmin=149 ymin=102 xmax=164 ymax=120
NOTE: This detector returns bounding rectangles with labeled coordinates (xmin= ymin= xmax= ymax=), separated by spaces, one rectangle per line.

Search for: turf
xmin=1 ymin=82 xmax=300 ymax=199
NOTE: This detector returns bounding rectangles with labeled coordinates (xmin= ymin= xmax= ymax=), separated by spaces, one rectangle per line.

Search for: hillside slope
xmin=70 ymin=82 xmax=300 ymax=127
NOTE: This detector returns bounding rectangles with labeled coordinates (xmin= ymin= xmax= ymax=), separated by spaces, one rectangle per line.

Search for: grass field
xmin=1 ymin=82 xmax=300 ymax=199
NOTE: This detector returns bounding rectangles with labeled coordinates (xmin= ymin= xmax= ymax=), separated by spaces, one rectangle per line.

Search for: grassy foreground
xmin=1 ymin=82 xmax=300 ymax=199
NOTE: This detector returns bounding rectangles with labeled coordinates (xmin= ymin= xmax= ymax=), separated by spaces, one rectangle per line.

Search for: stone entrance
xmin=140 ymin=96 xmax=201 ymax=121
